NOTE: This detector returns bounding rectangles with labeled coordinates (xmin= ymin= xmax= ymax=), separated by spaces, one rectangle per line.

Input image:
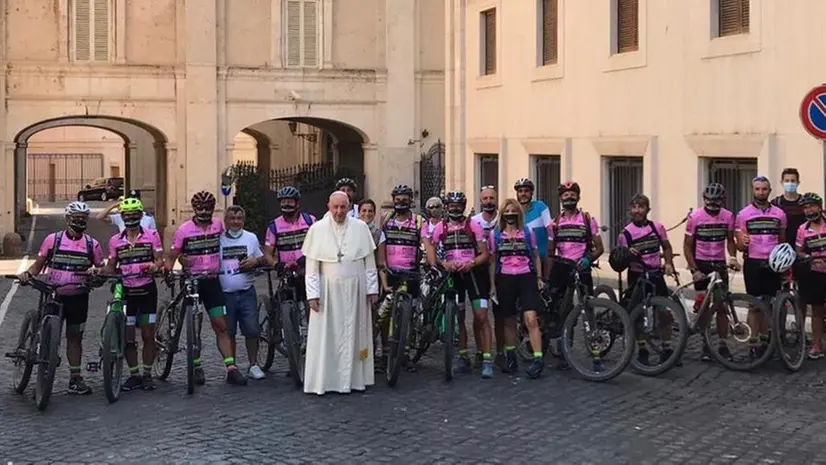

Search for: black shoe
xmin=121 ymin=374 xmax=143 ymax=392
xmin=142 ymin=373 xmax=156 ymax=391
xmin=226 ymin=368 xmax=248 ymax=386
xmin=718 ymin=343 xmax=732 ymax=360
xmin=494 ymin=352 xmax=505 ymax=370
xmin=68 ymin=377 xmax=93 ymax=395
xmin=526 ymin=358 xmax=544 ymax=379
xmin=701 ymin=345 xmax=713 ymax=362
xmin=194 ymin=367 xmax=206 ymax=385
xmin=474 ymin=353 xmax=483 ymax=369
xmin=637 ymin=347 xmax=650 ymax=366
xmin=555 ymin=357 xmax=571 ymax=371
xmin=503 ymin=352 xmax=519 ymax=374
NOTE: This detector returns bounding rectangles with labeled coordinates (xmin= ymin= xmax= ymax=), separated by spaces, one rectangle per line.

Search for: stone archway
xmin=14 ymin=116 xmax=169 ymax=231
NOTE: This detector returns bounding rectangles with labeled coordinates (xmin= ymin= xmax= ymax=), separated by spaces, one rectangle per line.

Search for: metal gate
xmin=534 ymin=156 xmax=561 ymax=218
xmin=707 ymin=158 xmax=757 ymax=212
xmin=418 ymin=140 xmax=445 ymax=210
xmin=27 ymin=153 xmax=104 ymax=202
xmin=606 ymin=157 xmax=643 ymax=247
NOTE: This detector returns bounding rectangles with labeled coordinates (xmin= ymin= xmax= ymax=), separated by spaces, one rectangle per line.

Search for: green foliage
xmin=232 ymin=162 xmax=266 ymax=237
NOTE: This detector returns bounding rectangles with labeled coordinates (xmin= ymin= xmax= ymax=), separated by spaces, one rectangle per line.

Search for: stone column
xmin=0 ymin=143 xmax=17 ymax=237
xmin=14 ymin=143 xmax=26 ymax=223
xmin=362 ymin=143 xmax=380 ymax=201
xmin=154 ymin=141 xmax=168 ymax=229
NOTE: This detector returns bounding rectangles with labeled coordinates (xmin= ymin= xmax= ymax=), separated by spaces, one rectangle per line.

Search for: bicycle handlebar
xmin=4 ymin=274 xmax=100 ymax=294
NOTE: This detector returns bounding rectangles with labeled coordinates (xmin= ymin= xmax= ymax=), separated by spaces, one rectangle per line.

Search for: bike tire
xmin=35 ymin=315 xmax=61 ymax=411
xmin=561 ymin=297 xmax=634 ymax=382
xmin=257 ymin=296 xmax=278 ymax=371
xmin=185 ymin=305 xmax=196 ymax=395
xmin=628 ymin=296 xmax=689 ymax=376
xmin=12 ymin=309 xmax=37 ymax=394
xmin=442 ymin=299 xmax=457 ymax=382
xmin=594 ymin=284 xmax=618 ymax=304
xmin=772 ymin=291 xmax=806 ymax=372
xmin=386 ymin=296 xmax=412 ymax=387
xmin=152 ymin=301 xmax=178 ymax=380
xmin=703 ymin=293 xmax=773 ymax=372
xmin=280 ymin=300 xmax=304 ymax=388
xmin=102 ymin=310 xmax=126 ymax=403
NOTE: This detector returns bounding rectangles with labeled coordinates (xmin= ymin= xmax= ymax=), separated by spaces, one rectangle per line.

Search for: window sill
xmin=603 ymin=50 xmax=647 ymax=73
xmin=475 ymin=74 xmax=502 ymax=90
xmin=702 ymin=34 xmax=761 ymax=59
xmin=532 ymin=63 xmax=564 ymax=82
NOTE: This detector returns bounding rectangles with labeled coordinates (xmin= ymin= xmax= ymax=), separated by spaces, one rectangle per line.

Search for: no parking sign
xmin=800 ymin=85 xmax=826 ymax=140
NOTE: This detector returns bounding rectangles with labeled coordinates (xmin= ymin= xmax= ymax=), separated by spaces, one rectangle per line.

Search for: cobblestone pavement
xmin=2 ymin=214 xmax=826 ymax=464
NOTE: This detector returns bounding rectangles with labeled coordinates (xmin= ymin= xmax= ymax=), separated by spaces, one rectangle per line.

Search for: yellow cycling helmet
xmin=120 ymin=197 xmax=144 ymax=213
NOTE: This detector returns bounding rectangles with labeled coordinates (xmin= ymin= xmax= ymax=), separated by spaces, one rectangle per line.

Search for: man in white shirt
xmin=472 ymin=186 xmax=503 ymax=369
xmin=96 ymin=189 xmax=157 ymax=232
xmin=219 ymin=205 xmax=266 ymax=380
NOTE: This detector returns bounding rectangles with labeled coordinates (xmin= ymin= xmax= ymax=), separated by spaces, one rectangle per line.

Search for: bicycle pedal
xmin=86 ymin=361 xmax=100 ymax=372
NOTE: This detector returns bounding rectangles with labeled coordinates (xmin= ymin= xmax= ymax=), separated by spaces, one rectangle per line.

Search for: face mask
xmin=280 ymin=204 xmax=297 ymax=214
xmin=194 ymin=212 xmax=213 ymax=223
xmin=806 ymin=211 xmax=822 ymax=221
xmin=561 ymin=199 xmax=578 ymax=211
xmin=428 ymin=207 xmax=442 ymax=218
xmin=123 ymin=217 xmax=141 ymax=229
xmin=481 ymin=203 xmax=496 ymax=213
xmin=393 ymin=202 xmax=411 ymax=213
xmin=68 ymin=218 xmax=87 ymax=233
xmin=783 ymin=182 xmax=798 ymax=194
xmin=704 ymin=200 xmax=722 ymax=214
xmin=503 ymin=214 xmax=518 ymax=225
xmin=227 ymin=229 xmax=243 ymax=239
xmin=447 ymin=209 xmax=464 ymax=220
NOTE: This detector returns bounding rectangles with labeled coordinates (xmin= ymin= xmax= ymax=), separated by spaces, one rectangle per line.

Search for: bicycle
xmin=152 ymin=270 xmax=213 ymax=394
xmin=4 ymin=274 xmax=98 ymax=411
xmin=382 ymin=268 xmax=420 ymax=387
xmin=409 ymin=266 xmax=458 ymax=382
xmin=272 ymin=264 xmax=308 ymax=388
xmin=257 ymin=268 xmax=287 ymax=372
xmin=770 ymin=258 xmax=808 ymax=372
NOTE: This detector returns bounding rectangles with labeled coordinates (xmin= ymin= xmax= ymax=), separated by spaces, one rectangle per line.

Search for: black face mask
xmin=194 ymin=212 xmax=213 ymax=224
xmin=704 ymin=200 xmax=722 ymax=214
xmin=806 ymin=211 xmax=823 ymax=222
xmin=123 ymin=216 xmax=141 ymax=229
xmin=561 ymin=199 xmax=578 ymax=211
xmin=68 ymin=218 xmax=87 ymax=234
xmin=503 ymin=214 xmax=518 ymax=224
xmin=481 ymin=203 xmax=496 ymax=213
xmin=280 ymin=204 xmax=297 ymax=215
xmin=447 ymin=209 xmax=464 ymax=220
xmin=393 ymin=202 xmax=411 ymax=213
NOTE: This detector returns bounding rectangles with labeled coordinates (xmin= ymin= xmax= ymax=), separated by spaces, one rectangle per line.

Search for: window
xmin=718 ymin=0 xmax=749 ymax=37
xmin=605 ymin=157 xmax=643 ymax=247
xmin=71 ymin=0 xmax=111 ymax=62
xmin=533 ymin=156 xmax=561 ymax=218
xmin=539 ymin=0 xmax=558 ymax=66
xmin=478 ymin=154 xmax=498 ymax=206
xmin=481 ymin=9 xmax=497 ymax=75
xmin=285 ymin=0 xmax=320 ymax=68
xmin=707 ymin=158 xmax=756 ymax=212
xmin=616 ymin=0 xmax=639 ymax=54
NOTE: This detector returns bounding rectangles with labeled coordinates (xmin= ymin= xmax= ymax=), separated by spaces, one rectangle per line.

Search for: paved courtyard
xmin=1 ymin=212 xmax=826 ymax=464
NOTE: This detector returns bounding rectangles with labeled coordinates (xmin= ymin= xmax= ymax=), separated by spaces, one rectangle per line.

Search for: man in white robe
xmin=302 ymin=191 xmax=379 ymax=395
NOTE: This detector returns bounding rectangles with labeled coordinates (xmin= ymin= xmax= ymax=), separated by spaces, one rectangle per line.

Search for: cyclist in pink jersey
xmin=735 ymin=176 xmax=787 ymax=358
xmin=488 ymin=199 xmax=545 ymax=378
xmin=19 ymin=201 xmax=105 ymax=395
xmin=684 ymin=183 xmax=740 ymax=361
xmin=104 ymin=197 xmax=164 ymax=391
xmin=263 ymin=186 xmax=316 ymax=301
xmin=795 ymin=193 xmax=826 ymax=358
xmin=166 ymin=191 xmax=247 ymax=386
xmin=424 ymin=191 xmax=494 ymax=378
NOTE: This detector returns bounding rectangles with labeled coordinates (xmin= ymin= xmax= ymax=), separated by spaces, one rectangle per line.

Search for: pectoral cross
xmin=337 ymin=250 xmax=343 ymax=262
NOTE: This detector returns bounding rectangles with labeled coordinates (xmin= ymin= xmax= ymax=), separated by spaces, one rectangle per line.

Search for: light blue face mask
xmin=227 ymin=229 xmax=243 ymax=239
xmin=783 ymin=182 xmax=798 ymax=194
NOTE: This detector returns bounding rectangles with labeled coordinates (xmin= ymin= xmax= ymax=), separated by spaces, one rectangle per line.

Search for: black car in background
xmin=77 ymin=177 xmax=124 ymax=201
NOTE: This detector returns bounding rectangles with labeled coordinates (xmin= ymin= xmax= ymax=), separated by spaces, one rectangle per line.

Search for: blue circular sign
xmin=220 ymin=185 xmax=232 ymax=196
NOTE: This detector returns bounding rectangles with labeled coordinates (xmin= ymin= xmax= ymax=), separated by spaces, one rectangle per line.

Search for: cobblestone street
xmin=1 ymin=213 xmax=826 ymax=464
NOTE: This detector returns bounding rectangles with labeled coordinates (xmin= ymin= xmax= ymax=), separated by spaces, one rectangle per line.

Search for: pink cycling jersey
xmin=735 ymin=204 xmax=787 ymax=260
xmin=552 ymin=211 xmax=600 ymax=261
xmin=428 ymin=219 xmax=485 ymax=264
xmin=37 ymin=232 xmax=105 ymax=295
xmin=383 ymin=215 xmax=423 ymax=271
xmin=492 ymin=229 xmax=537 ymax=275
xmin=264 ymin=214 xmax=316 ymax=266
xmin=685 ymin=208 xmax=734 ymax=262
xmin=796 ymin=222 xmax=826 ymax=273
xmin=617 ymin=221 xmax=668 ymax=272
xmin=172 ymin=219 xmax=224 ymax=274
xmin=109 ymin=228 xmax=163 ymax=288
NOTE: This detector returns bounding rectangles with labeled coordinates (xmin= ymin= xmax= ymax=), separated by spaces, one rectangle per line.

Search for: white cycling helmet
xmin=65 ymin=201 xmax=90 ymax=216
xmin=768 ymin=243 xmax=796 ymax=273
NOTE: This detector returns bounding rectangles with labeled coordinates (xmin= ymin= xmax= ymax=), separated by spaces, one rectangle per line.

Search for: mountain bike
xmin=257 ymin=268 xmax=287 ymax=372
xmin=410 ymin=266 xmax=458 ymax=382
xmin=274 ymin=265 xmax=307 ymax=388
xmin=383 ymin=268 xmax=419 ymax=387
xmin=770 ymin=258 xmax=808 ymax=372
xmin=4 ymin=274 xmax=98 ymax=411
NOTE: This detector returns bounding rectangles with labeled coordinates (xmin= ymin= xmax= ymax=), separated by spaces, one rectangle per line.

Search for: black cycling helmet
xmin=703 ymin=183 xmax=726 ymax=201
xmin=391 ymin=184 xmax=413 ymax=197
xmin=514 ymin=178 xmax=534 ymax=191
xmin=801 ymin=192 xmax=823 ymax=207
xmin=191 ymin=190 xmax=216 ymax=209
xmin=558 ymin=181 xmax=581 ymax=196
xmin=609 ymin=247 xmax=634 ymax=273
xmin=630 ymin=193 xmax=650 ymax=209
xmin=335 ymin=178 xmax=357 ymax=190
xmin=444 ymin=191 xmax=467 ymax=206
xmin=277 ymin=186 xmax=301 ymax=200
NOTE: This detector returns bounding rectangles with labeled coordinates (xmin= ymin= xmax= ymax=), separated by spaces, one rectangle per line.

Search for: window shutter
xmin=286 ymin=0 xmax=302 ymax=67
xmin=74 ymin=0 xmax=91 ymax=61
xmin=719 ymin=0 xmax=749 ymax=37
xmin=302 ymin=1 xmax=318 ymax=67
xmin=483 ymin=9 xmax=496 ymax=75
xmin=542 ymin=0 xmax=558 ymax=65
xmin=616 ymin=0 xmax=639 ymax=53
xmin=93 ymin=0 xmax=109 ymax=61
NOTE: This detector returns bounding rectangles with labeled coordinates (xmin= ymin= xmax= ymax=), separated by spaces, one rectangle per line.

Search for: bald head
xmin=480 ymin=187 xmax=498 ymax=213
xmin=329 ymin=191 xmax=350 ymax=223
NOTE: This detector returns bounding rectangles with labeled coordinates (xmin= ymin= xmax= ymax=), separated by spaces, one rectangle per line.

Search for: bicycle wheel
xmin=101 ymin=310 xmax=126 ymax=403
xmin=185 ymin=305 xmax=196 ymax=395
xmin=561 ymin=297 xmax=634 ymax=382
xmin=35 ymin=315 xmax=61 ymax=411
xmin=628 ymin=296 xmax=689 ymax=376
xmin=257 ymin=296 xmax=279 ymax=371
xmin=594 ymin=284 xmax=618 ymax=304
xmin=442 ymin=299 xmax=457 ymax=382
xmin=702 ymin=293 xmax=773 ymax=371
xmin=280 ymin=300 xmax=304 ymax=388
xmin=11 ymin=309 xmax=37 ymax=394
xmin=152 ymin=300 xmax=178 ymax=380
xmin=386 ymin=296 xmax=412 ymax=387
xmin=772 ymin=291 xmax=806 ymax=372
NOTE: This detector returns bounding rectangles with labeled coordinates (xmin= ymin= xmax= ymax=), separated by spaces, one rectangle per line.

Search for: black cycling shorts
xmin=548 ymin=261 xmax=594 ymax=297
xmin=387 ymin=272 xmax=420 ymax=299
xmin=57 ymin=293 xmax=90 ymax=332
xmin=184 ymin=277 xmax=226 ymax=319
xmin=693 ymin=260 xmax=729 ymax=292
xmin=799 ymin=270 xmax=826 ymax=306
xmin=453 ymin=266 xmax=490 ymax=309
xmin=495 ymin=272 xmax=543 ymax=317
xmin=124 ymin=282 xmax=158 ymax=326
xmin=743 ymin=258 xmax=781 ymax=298
xmin=627 ymin=271 xmax=669 ymax=298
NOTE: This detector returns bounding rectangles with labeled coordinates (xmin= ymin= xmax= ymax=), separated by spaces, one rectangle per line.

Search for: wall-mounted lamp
xmin=288 ymin=121 xmax=318 ymax=142
xmin=407 ymin=129 xmax=430 ymax=146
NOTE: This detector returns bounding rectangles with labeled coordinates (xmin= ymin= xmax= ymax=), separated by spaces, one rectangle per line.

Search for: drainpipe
xmin=458 ymin=0 xmax=467 ymax=193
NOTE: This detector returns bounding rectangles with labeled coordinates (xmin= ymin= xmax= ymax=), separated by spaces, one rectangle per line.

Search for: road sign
xmin=800 ymin=85 xmax=826 ymax=140
xmin=220 ymin=184 xmax=232 ymax=196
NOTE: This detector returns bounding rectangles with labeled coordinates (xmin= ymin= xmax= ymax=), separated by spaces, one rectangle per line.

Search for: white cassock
xmin=301 ymin=215 xmax=379 ymax=395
